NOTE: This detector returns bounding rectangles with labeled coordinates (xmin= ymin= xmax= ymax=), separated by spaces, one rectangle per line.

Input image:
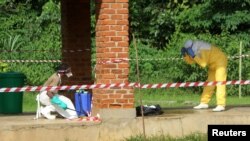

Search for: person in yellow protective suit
xmin=181 ymin=40 xmax=228 ymax=112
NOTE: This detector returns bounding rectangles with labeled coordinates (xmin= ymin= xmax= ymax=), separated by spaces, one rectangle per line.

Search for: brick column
xmin=94 ymin=0 xmax=135 ymax=119
xmin=61 ymin=0 xmax=93 ymax=100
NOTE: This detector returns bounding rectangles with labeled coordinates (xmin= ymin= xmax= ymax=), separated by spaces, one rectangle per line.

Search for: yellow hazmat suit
xmin=182 ymin=40 xmax=228 ymax=111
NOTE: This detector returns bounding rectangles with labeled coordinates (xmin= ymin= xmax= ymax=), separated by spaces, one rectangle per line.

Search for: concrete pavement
xmin=1 ymin=106 xmax=250 ymax=141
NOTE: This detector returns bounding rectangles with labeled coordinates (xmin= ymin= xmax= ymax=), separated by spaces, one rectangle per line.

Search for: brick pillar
xmin=61 ymin=0 xmax=93 ymax=100
xmin=93 ymin=0 xmax=135 ymax=119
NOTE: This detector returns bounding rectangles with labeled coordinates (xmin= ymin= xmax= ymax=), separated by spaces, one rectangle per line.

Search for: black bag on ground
xmin=136 ymin=104 xmax=163 ymax=116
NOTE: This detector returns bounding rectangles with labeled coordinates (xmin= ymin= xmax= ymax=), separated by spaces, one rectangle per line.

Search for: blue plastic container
xmin=74 ymin=91 xmax=92 ymax=116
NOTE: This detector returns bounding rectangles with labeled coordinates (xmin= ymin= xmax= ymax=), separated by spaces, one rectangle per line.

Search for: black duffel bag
xmin=136 ymin=104 xmax=163 ymax=116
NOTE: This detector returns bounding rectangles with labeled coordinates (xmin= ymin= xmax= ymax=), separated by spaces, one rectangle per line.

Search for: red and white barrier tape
xmin=77 ymin=116 xmax=101 ymax=122
xmin=1 ymin=60 xmax=61 ymax=63
xmin=0 ymin=48 xmax=248 ymax=59
xmin=1 ymin=54 xmax=249 ymax=64
xmin=0 ymin=49 xmax=90 ymax=53
xmin=96 ymin=58 xmax=129 ymax=64
xmin=229 ymin=54 xmax=250 ymax=59
xmin=94 ymin=54 xmax=249 ymax=64
xmin=0 ymin=80 xmax=249 ymax=93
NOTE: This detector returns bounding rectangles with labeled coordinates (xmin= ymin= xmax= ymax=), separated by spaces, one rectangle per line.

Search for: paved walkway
xmin=1 ymin=106 xmax=250 ymax=141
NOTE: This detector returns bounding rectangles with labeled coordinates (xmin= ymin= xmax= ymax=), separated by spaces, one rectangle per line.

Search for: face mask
xmin=66 ymin=72 xmax=73 ymax=78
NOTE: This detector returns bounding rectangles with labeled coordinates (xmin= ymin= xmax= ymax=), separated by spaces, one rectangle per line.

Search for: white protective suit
xmin=36 ymin=73 xmax=77 ymax=120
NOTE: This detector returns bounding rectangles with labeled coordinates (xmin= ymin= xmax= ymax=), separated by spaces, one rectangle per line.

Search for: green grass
xmin=23 ymin=92 xmax=37 ymax=112
xmin=22 ymin=88 xmax=250 ymax=112
xmin=135 ymin=89 xmax=200 ymax=108
xmin=124 ymin=132 xmax=207 ymax=141
xmin=134 ymin=88 xmax=250 ymax=108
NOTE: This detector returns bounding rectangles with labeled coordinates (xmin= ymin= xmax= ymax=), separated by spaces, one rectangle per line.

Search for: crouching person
xmin=38 ymin=63 xmax=78 ymax=120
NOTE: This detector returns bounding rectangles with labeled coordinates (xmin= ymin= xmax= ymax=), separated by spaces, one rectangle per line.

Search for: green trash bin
xmin=0 ymin=92 xmax=3 ymax=113
xmin=0 ymin=72 xmax=26 ymax=114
